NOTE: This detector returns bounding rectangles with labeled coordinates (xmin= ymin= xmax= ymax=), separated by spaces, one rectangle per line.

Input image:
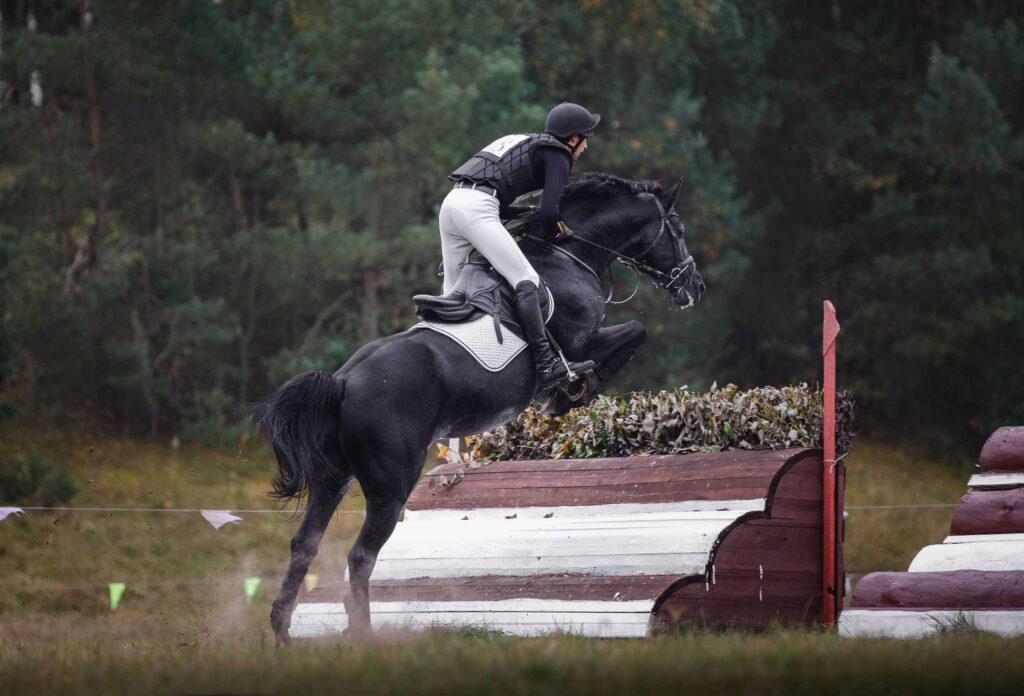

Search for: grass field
xmin=2 ymin=418 xmax=1020 ymax=695
xmin=4 ymin=628 xmax=1024 ymax=695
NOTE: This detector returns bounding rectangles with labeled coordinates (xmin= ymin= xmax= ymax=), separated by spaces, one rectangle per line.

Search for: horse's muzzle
xmin=674 ymin=268 xmax=705 ymax=309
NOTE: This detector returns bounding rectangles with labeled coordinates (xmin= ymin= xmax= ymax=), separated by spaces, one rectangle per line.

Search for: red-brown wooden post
xmin=822 ymin=300 xmax=840 ymax=625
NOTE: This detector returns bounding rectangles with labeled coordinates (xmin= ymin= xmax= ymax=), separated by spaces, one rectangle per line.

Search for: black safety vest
xmin=449 ymin=133 xmax=572 ymax=207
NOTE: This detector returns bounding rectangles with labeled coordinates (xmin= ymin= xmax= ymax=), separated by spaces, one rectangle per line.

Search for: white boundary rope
xmin=0 ymin=576 xmax=281 ymax=590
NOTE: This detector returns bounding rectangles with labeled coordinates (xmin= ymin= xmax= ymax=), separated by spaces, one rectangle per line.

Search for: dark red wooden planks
xmin=307 ymin=575 xmax=680 ymax=603
xmin=950 ymin=489 xmax=1024 ymax=535
xmin=423 ymin=449 xmax=802 ymax=477
xmin=979 ymin=426 xmax=1024 ymax=471
xmin=298 ymin=449 xmax=836 ymax=635
xmin=410 ymin=449 xmax=815 ymax=511
xmin=850 ymin=570 xmax=1024 ymax=609
xmin=652 ymin=450 xmax=827 ymax=631
xmin=653 ymin=590 xmax=820 ymax=631
xmin=411 ymin=480 xmax=798 ymax=511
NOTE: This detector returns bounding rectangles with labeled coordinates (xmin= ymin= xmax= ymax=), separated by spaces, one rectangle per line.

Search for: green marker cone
xmin=244 ymin=576 xmax=261 ymax=603
xmin=109 ymin=582 xmax=126 ymax=611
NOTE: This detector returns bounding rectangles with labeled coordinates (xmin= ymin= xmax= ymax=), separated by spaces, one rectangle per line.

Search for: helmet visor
xmin=580 ymin=113 xmax=601 ymax=137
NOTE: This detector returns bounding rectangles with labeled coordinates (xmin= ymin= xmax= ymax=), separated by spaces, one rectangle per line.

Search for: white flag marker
xmin=200 ymin=509 xmax=242 ymax=530
xmin=0 ymin=507 xmax=23 ymax=522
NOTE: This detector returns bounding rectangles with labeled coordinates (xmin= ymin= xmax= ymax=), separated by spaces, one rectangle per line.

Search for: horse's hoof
xmin=540 ymin=384 xmax=590 ymax=416
xmin=539 ymin=389 xmax=571 ymax=416
xmin=272 ymin=622 xmax=291 ymax=647
xmin=270 ymin=607 xmax=291 ymax=647
xmin=540 ymin=368 xmax=600 ymax=415
xmin=343 ymin=625 xmax=374 ymax=642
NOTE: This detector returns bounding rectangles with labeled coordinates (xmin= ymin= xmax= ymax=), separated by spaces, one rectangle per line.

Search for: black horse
xmin=258 ymin=173 xmax=705 ymax=644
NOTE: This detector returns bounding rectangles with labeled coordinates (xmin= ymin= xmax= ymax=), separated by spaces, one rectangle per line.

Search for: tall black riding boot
xmin=514 ymin=280 xmax=594 ymax=391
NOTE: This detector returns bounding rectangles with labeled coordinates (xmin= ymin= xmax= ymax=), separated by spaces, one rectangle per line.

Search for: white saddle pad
xmin=413 ymin=315 xmax=527 ymax=372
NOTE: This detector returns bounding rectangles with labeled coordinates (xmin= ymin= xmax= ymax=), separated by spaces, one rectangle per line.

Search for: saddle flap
xmin=411 ymin=293 xmax=467 ymax=310
xmin=413 ymin=259 xmax=501 ymax=310
xmin=413 ymin=258 xmax=551 ymax=337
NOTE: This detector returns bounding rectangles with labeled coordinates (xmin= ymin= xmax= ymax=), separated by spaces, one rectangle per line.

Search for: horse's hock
xmin=840 ymin=426 xmax=1024 ymax=638
xmin=290 ymin=448 xmax=843 ymax=638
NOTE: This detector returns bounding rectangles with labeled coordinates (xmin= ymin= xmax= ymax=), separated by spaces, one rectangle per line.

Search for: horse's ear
xmin=660 ymin=179 xmax=682 ymax=209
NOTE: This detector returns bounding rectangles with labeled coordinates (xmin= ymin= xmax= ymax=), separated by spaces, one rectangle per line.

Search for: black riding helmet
xmin=545 ymin=102 xmax=601 ymax=140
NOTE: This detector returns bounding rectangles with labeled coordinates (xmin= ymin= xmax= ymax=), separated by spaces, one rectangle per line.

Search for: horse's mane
xmin=517 ymin=173 xmax=662 ymax=238
xmin=562 ymin=172 xmax=663 ymax=200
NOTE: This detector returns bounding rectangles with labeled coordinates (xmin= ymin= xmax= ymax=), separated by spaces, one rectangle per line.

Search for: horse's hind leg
xmin=270 ymin=477 xmax=351 ymax=646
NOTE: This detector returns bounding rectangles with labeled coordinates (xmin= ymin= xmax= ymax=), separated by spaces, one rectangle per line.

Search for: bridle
xmin=530 ymin=193 xmax=696 ymax=305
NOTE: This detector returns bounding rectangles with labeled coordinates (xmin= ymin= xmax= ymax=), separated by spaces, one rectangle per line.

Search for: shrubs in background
xmin=0 ymin=451 xmax=78 ymax=506
xmin=469 ymin=384 xmax=855 ymax=462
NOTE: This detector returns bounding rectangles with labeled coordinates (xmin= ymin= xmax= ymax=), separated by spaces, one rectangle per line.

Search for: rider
xmin=439 ymin=102 xmax=601 ymax=390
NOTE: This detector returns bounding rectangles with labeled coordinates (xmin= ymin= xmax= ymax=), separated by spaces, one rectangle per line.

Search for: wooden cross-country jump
xmin=289 ymin=302 xmax=845 ymax=638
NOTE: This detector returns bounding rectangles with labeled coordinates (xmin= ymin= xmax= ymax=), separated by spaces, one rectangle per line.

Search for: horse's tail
xmin=255 ymin=370 xmax=345 ymax=501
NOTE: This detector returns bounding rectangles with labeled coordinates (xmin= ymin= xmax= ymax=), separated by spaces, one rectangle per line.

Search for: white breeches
xmin=438 ymin=187 xmax=540 ymax=294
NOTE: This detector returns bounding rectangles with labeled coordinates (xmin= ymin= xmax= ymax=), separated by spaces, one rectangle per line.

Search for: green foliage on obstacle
xmin=469 ymin=384 xmax=855 ymax=461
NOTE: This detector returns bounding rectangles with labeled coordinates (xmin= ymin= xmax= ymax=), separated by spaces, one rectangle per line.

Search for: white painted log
xmin=839 ymin=609 xmax=1024 ymax=638
xmin=405 ymin=508 xmax=755 ymax=529
xmin=908 ymin=539 xmax=1024 ymax=572
xmin=290 ymin=599 xmax=655 ymax=639
xmin=968 ymin=472 xmax=1024 ymax=489
xmin=369 ymin=505 xmax=756 ymax=581
xmin=372 ymin=555 xmax=709 ymax=580
xmin=403 ymin=498 xmax=765 ymax=523
xmin=941 ymin=533 xmax=1024 ymax=544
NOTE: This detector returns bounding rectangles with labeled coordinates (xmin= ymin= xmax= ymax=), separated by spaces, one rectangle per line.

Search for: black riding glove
xmin=501 ymin=205 xmax=534 ymax=221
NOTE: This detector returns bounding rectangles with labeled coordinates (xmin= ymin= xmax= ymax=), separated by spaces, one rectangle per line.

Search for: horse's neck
xmin=537 ymin=230 xmax=620 ymax=355
xmin=560 ymin=198 xmax=637 ymax=275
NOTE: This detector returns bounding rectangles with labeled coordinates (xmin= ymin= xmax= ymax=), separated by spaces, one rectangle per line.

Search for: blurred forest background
xmin=0 ymin=0 xmax=1021 ymax=451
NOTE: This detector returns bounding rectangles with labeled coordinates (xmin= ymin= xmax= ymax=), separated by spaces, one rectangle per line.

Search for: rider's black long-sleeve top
xmin=505 ymin=146 xmax=572 ymax=238
xmin=536 ymin=147 xmax=571 ymax=237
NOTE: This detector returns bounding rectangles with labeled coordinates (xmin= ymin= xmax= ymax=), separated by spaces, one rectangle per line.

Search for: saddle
xmin=412 ymin=258 xmax=551 ymax=343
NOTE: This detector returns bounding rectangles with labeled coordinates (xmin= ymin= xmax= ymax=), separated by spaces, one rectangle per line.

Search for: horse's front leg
xmin=542 ymin=321 xmax=647 ymax=415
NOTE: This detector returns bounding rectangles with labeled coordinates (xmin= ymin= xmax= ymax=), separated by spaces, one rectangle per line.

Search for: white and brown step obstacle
xmin=290 ymin=448 xmax=844 ymax=638
xmin=840 ymin=426 xmax=1024 ymax=638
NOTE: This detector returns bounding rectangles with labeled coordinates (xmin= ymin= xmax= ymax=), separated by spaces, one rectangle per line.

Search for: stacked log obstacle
xmin=840 ymin=426 xmax=1024 ymax=638
xmin=290 ymin=448 xmax=844 ymax=638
